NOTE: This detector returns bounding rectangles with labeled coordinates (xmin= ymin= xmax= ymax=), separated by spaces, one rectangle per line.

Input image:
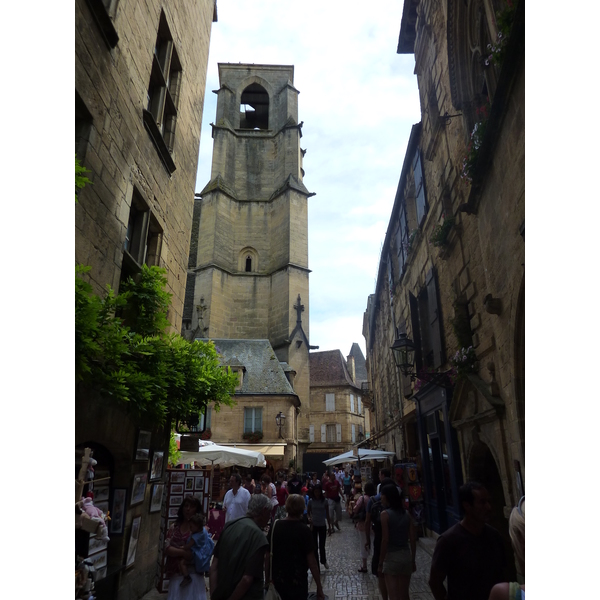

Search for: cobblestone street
xmin=306 ymin=508 xmax=435 ymax=600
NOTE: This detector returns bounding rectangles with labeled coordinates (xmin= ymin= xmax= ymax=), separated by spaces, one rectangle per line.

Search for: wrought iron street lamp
xmin=391 ymin=333 xmax=416 ymax=378
xmin=275 ymin=411 xmax=286 ymax=439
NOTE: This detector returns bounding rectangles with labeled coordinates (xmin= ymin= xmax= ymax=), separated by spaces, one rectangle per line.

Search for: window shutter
xmin=409 ymin=293 xmax=423 ymax=372
xmin=358 ymin=397 xmax=362 ymax=415
xmin=309 ymin=424 xmax=315 ymax=442
xmin=350 ymin=394 xmax=355 ymax=413
xmin=413 ymin=150 xmax=428 ymax=227
xmin=351 ymin=424 xmax=356 ymax=443
xmin=397 ymin=206 xmax=408 ymax=273
xmin=256 ymin=408 xmax=262 ymax=432
xmin=244 ymin=408 xmax=252 ymax=433
xmin=326 ymin=393 xmax=335 ymax=411
xmin=321 ymin=424 xmax=326 ymax=442
xmin=426 ymin=268 xmax=445 ymax=368
xmin=388 ymin=259 xmax=394 ymax=305
xmin=336 ymin=424 xmax=342 ymax=442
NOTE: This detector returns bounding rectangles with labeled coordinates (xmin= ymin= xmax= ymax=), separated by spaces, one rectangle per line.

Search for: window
xmin=325 ymin=394 xmax=335 ymax=412
xmin=199 ymin=407 xmax=212 ymax=431
xmin=120 ymin=189 xmax=163 ymax=285
xmin=358 ymin=397 xmax=362 ymax=415
xmin=326 ymin=424 xmax=336 ymax=443
xmin=240 ymin=84 xmax=269 ymax=129
xmin=350 ymin=394 xmax=355 ymax=413
xmin=238 ymin=247 xmax=258 ymax=273
xmin=309 ymin=425 xmax=315 ymax=442
xmin=351 ymin=424 xmax=356 ymax=443
xmin=244 ymin=407 xmax=262 ymax=433
xmin=85 ymin=0 xmax=119 ymax=48
xmin=245 ymin=256 xmax=252 ymax=272
xmin=413 ymin=149 xmax=428 ymax=227
xmin=142 ymin=11 xmax=181 ymax=174
xmin=395 ymin=204 xmax=410 ymax=275
xmin=75 ymin=91 xmax=93 ymax=162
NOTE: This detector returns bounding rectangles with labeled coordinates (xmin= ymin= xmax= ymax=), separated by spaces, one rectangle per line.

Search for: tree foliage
xmin=76 ymin=155 xmax=92 ymax=202
xmin=75 ymin=161 xmax=237 ymax=426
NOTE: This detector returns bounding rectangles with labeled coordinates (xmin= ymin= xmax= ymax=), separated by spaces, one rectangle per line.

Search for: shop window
xmin=142 ymin=11 xmax=180 ymax=173
xmin=240 ymin=83 xmax=269 ymax=129
xmin=325 ymin=393 xmax=335 ymax=412
xmin=244 ymin=407 xmax=262 ymax=433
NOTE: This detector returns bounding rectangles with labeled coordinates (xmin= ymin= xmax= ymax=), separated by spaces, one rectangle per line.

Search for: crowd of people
xmin=163 ymin=467 xmax=525 ymax=600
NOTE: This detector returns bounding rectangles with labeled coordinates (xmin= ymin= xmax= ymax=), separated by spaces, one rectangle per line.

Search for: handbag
xmin=265 ymin=519 xmax=282 ymax=600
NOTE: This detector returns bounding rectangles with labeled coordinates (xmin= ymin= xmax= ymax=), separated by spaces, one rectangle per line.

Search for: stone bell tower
xmin=184 ymin=63 xmax=315 ymax=434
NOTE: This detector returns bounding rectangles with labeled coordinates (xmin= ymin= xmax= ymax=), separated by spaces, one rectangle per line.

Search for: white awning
xmin=219 ymin=443 xmax=286 ymax=457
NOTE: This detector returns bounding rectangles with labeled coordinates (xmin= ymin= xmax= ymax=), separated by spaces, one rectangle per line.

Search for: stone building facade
xmin=363 ymin=0 xmax=524 ymax=574
xmin=75 ymin=1 xmax=217 ymax=598
xmin=183 ymin=63 xmax=316 ymax=469
xmin=306 ymin=348 xmax=368 ymax=472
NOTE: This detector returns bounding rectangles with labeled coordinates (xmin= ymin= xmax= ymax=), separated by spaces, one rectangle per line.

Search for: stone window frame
xmin=239 ymin=83 xmax=270 ymax=130
xmin=142 ymin=10 xmax=182 ymax=174
xmin=235 ymin=75 xmax=273 ymax=131
xmin=120 ymin=188 xmax=164 ymax=286
xmin=244 ymin=407 xmax=263 ymax=434
xmin=238 ymin=247 xmax=259 ymax=273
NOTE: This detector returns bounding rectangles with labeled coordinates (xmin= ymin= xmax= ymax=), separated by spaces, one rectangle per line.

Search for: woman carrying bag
xmin=266 ymin=494 xmax=325 ymax=600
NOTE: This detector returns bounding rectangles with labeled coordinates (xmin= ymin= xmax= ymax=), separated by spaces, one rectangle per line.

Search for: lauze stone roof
xmin=309 ymin=349 xmax=360 ymax=388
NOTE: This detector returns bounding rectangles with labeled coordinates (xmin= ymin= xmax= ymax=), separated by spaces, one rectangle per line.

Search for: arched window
xmin=240 ymin=83 xmax=269 ymax=129
xmin=245 ymin=256 xmax=252 ymax=272
xmin=238 ymin=247 xmax=258 ymax=272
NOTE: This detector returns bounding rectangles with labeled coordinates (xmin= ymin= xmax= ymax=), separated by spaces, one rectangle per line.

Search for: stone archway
xmin=468 ymin=440 xmax=516 ymax=580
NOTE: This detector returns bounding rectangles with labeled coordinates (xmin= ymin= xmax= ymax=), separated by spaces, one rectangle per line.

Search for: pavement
xmin=141 ymin=506 xmax=436 ymax=600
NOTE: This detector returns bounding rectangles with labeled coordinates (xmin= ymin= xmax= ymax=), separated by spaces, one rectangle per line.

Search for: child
xmin=179 ymin=513 xmax=215 ymax=587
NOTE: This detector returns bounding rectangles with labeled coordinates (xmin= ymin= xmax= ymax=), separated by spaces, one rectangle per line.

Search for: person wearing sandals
xmin=377 ymin=484 xmax=417 ymax=600
xmin=307 ymin=484 xmax=331 ymax=570
xmin=267 ymin=494 xmax=325 ymax=600
xmin=355 ymin=481 xmax=375 ymax=573
xmin=488 ymin=497 xmax=525 ymax=600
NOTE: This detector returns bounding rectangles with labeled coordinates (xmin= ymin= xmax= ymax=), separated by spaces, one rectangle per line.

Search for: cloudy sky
xmin=195 ymin=0 xmax=422 ymax=357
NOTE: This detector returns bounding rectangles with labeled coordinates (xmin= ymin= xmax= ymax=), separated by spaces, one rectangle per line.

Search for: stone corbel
xmin=484 ymin=294 xmax=502 ymax=315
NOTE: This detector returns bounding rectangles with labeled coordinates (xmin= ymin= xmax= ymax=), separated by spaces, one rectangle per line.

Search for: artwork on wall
xmin=110 ymin=489 xmax=127 ymax=535
xmin=150 ymin=451 xmax=164 ymax=481
xmin=194 ymin=477 xmax=204 ymax=490
xmin=170 ymin=471 xmax=185 ymax=484
xmin=125 ymin=516 xmax=141 ymax=568
xmin=131 ymin=473 xmax=148 ymax=506
xmin=150 ymin=483 xmax=165 ymax=513
xmin=170 ymin=484 xmax=184 ymax=494
xmin=135 ymin=430 xmax=152 ymax=462
xmin=169 ymin=495 xmax=184 ymax=506
xmin=185 ymin=477 xmax=194 ymax=491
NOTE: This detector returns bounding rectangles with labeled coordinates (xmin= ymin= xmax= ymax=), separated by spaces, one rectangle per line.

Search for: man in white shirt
xmin=223 ymin=473 xmax=251 ymax=522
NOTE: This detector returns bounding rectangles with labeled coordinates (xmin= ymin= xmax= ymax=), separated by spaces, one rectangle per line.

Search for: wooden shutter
xmin=413 ymin=150 xmax=428 ymax=227
xmin=388 ymin=259 xmax=394 ymax=305
xmin=326 ymin=393 xmax=335 ymax=411
xmin=397 ymin=206 xmax=409 ymax=274
xmin=350 ymin=394 xmax=355 ymax=413
xmin=409 ymin=293 xmax=423 ymax=373
xmin=309 ymin=424 xmax=315 ymax=442
xmin=351 ymin=424 xmax=356 ymax=443
xmin=321 ymin=424 xmax=326 ymax=442
xmin=358 ymin=397 xmax=362 ymax=415
xmin=426 ymin=268 xmax=445 ymax=368
xmin=336 ymin=423 xmax=342 ymax=442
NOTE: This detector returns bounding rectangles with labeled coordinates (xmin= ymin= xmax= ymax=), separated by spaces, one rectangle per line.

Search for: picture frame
xmin=185 ymin=477 xmax=194 ymax=491
xmin=125 ymin=516 xmax=141 ymax=568
xmin=135 ymin=430 xmax=152 ymax=462
xmin=95 ymin=500 xmax=109 ymax=514
xmin=193 ymin=492 xmax=203 ymax=502
xmin=88 ymin=550 xmax=108 ymax=570
xmin=169 ymin=495 xmax=183 ymax=506
xmin=167 ymin=518 xmax=176 ymax=530
xmin=184 ymin=492 xmax=194 ymax=499
xmin=93 ymin=486 xmax=110 ymax=503
xmin=150 ymin=483 xmax=165 ymax=513
xmin=170 ymin=484 xmax=184 ymax=494
xmin=170 ymin=471 xmax=185 ymax=484
xmin=88 ymin=535 xmax=109 ymax=555
xmin=194 ymin=477 xmax=204 ymax=490
xmin=110 ymin=489 xmax=127 ymax=535
xmin=168 ymin=506 xmax=180 ymax=518
xmin=130 ymin=473 xmax=148 ymax=506
xmin=150 ymin=451 xmax=164 ymax=481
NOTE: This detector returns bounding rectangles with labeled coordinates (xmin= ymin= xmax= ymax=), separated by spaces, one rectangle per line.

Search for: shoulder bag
xmin=265 ymin=519 xmax=282 ymax=600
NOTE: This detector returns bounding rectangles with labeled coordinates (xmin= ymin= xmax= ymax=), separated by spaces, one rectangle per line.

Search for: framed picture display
xmin=150 ymin=483 xmax=165 ymax=513
xmin=169 ymin=495 xmax=183 ymax=506
xmin=184 ymin=477 xmax=194 ymax=491
xmin=184 ymin=492 xmax=194 ymax=500
xmin=130 ymin=473 xmax=148 ymax=506
xmin=170 ymin=484 xmax=184 ymax=494
xmin=150 ymin=451 xmax=164 ymax=481
xmin=93 ymin=486 xmax=110 ymax=502
xmin=193 ymin=492 xmax=203 ymax=502
xmin=125 ymin=516 xmax=141 ymax=568
xmin=194 ymin=477 xmax=204 ymax=490
xmin=110 ymin=489 xmax=127 ymax=535
xmin=168 ymin=506 xmax=180 ymax=518
xmin=170 ymin=471 xmax=185 ymax=484
xmin=167 ymin=518 xmax=176 ymax=530
xmin=88 ymin=535 xmax=109 ymax=555
xmin=135 ymin=430 xmax=152 ymax=462
xmin=95 ymin=500 xmax=109 ymax=514
xmin=88 ymin=550 xmax=108 ymax=571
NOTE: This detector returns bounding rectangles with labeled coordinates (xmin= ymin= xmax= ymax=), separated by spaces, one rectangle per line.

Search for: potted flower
xmin=461 ymin=102 xmax=489 ymax=184
xmin=450 ymin=346 xmax=478 ymax=379
xmin=242 ymin=431 xmax=263 ymax=443
xmin=200 ymin=428 xmax=212 ymax=440
xmin=430 ymin=214 xmax=455 ymax=247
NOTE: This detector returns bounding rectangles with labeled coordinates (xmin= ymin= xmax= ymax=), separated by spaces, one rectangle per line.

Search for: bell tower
xmin=184 ymin=63 xmax=314 ymax=433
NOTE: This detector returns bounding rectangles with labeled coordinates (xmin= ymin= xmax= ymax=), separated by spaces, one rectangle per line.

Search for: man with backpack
xmin=364 ymin=477 xmax=397 ymax=600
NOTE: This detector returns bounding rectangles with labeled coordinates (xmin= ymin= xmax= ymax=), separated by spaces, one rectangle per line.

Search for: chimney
xmin=347 ymin=355 xmax=356 ymax=383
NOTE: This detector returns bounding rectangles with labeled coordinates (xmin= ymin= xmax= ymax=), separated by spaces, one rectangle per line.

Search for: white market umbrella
xmin=178 ymin=444 xmax=266 ymax=507
xmin=323 ymin=448 xmax=395 ymax=466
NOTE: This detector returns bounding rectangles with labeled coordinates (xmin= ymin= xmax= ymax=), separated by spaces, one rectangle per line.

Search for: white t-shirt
xmin=223 ymin=486 xmax=251 ymax=522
